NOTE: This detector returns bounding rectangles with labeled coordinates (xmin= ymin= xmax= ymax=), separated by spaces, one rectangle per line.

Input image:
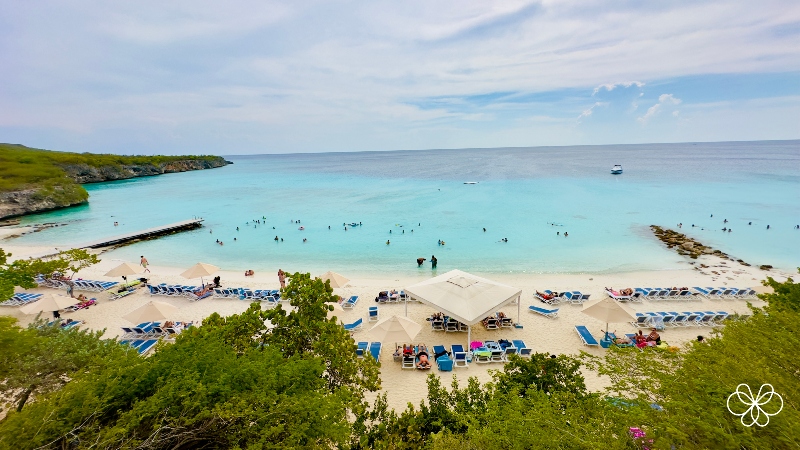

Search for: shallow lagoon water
xmin=15 ymin=140 xmax=800 ymax=275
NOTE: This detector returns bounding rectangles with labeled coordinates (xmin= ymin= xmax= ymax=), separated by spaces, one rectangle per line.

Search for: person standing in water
xmin=431 ymin=255 xmax=437 ymax=269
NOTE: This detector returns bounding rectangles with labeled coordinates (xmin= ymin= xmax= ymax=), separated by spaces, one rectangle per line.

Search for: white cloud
xmin=593 ymin=81 xmax=644 ymax=95
xmin=577 ymin=102 xmax=607 ymax=122
xmin=638 ymin=94 xmax=682 ymax=124
xmin=0 ymin=1 xmax=799 ymax=152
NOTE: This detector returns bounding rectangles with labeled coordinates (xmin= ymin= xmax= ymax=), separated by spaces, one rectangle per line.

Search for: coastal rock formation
xmin=61 ymin=158 xmax=229 ymax=184
xmin=0 ymin=186 xmax=88 ymax=219
xmin=0 ymin=155 xmax=229 ymax=219
xmin=651 ymin=225 xmax=733 ymax=261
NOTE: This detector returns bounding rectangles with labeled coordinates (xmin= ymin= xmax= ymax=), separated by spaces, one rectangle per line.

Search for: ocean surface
xmin=13 ymin=140 xmax=800 ymax=276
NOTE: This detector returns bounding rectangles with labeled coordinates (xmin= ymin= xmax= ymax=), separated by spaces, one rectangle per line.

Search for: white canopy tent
xmin=404 ymin=269 xmax=522 ymax=346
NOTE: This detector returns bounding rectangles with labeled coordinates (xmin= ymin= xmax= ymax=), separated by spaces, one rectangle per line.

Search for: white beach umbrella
xmin=20 ymin=294 xmax=78 ymax=315
xmin=368 ymin=315 xmax=422 ymax=343
xmin=318 ymin=271 xmax=350 ymax=289
xmin=581 ymin=296 xmax=637 ymax=341
xmin=180 ymin=262 xmax=219 ymax=286
xmin=123 ymin=301 xmax=179 ymax=323
xmin=104 ymin=262 xmax=142 ymax=285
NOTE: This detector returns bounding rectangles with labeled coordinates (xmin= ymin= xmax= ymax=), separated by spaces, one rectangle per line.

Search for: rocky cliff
xmin=61 ymin=158 xmax=229 ymax=184
xmin=0 ymin=157 xmax=230 ymax=220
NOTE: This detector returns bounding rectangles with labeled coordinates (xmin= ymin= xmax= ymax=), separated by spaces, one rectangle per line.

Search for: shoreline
xmin=0 ymin=239 xmax=787 ymax=411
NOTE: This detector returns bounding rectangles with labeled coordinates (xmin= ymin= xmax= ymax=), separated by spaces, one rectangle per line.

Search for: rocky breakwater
xmin=649 ymin=225 xmax=768 ymax=269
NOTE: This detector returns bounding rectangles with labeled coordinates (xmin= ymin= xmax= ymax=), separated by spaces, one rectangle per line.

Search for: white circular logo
xmin=726 ymin=384 xmax=783 ymax=427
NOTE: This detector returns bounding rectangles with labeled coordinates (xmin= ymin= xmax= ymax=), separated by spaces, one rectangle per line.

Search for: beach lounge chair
xmin=368 ymin=342 xmax=382 ymax=360
xmin=431 ymin=319 xmax=445 ymax=331
xmin=356 ymin=341 xmax=368 ymax=359
xmin=436 ymin=353 xmax=454 ymax=371
xmin=695 ymin=312 xmax=714 ymax=326
xmin=501 ymin=316 xmax=513 ymax=328
xmin=401 ymin=354 xmax=415 ymax=368
xmin=451 ymin=344 xmax=469 ymax=367
xmin=445 ymin=320 xmax=460 ymax=332
xmin=631 ymin=313 xmax=650 ymax=328
xmin=368 ymin=306 xmax=379 ymax=322
xmin=670 ymin=312 xmax=687 ymax=326
xmin=484 ymin=318 xmax=499 ymax=330
xmin=718 ymin=288 xmax=734 ymax=299
xmin=575 ymin=325 xmax=599 ymax=346
xmin=529 ymin=305 xmax=559 ymax=319
xmin=605 ymin=290 xmax=632 ymax=302
xmin=713 ymin=311 xmax=729 ymax=323
xmin=682 ymin=312 xmax=700 ymax=326
xmin=342 ymin=295 xmax=359 ymax=309
xmin=343 ymin=318 xmax=363 ymax=332
xmin=511 ymin=340 xmax=531 ymax=358
xmin=110 ymin=289 xmax=135 ymax=301
xmin=607 ymin=332 xmax=635 ymax=348
xmin=504 ymin=346 xmax=518 ymax=358
xmin=656 ymin=312 xmax=675 ymax=325
xmin=490 ymin=349 xmax=506 ymax=363
xmin=136 ymin=339 xmax=159 ymax=355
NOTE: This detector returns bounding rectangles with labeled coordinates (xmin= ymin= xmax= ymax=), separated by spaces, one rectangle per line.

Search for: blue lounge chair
xmin=356 ymin=341 xmax=368 ymax=358
xmin=343 ymin=317 xmax=363 ymax=332
xmin=451 ymin=344 xmax=469 ymax=367
xmin=512 ymin=339 xmax=532 ymax=358
xmin=368 ymin=342 xmax=382 ymax=360
xmin=436 ymin=354 xmax=454 ymax=371
xmin=342 ymin=295 xmax=359 ymax=309
xmin=368 ymin=306 xmax=379 ymax=322
xmin=529 ymin=305 xmax=559 ymax=318
xmin=631 ymin=313 xmax=650 ymax=328
xmin=137 ymin=339 xmax=159 ymax=355
xmin=575 ymin=325 xmax=599 ymax=346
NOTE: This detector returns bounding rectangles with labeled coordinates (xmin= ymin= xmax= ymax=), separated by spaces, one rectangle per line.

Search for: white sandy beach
xmin=0 ymin=238 xmax=786 ymax=412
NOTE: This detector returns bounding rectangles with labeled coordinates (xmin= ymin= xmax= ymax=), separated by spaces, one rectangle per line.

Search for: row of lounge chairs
xmin=148 ymin=284 xmax=201 ymax=297
xmin=0 ymin=292 xmax=43 ymax=306
xmin=355 ymin=341 xmax=382 ymax=360
xmin=430 ymin=318 xmax=468 ymax=332
xmin=631 ymin=311 xmax=745 ymax=328
xmin=693 ymin=287 xmax=756 ymax=299
xmin=120 ymin=321 xmax=192 ymax=355
xmin=534 ymin=290 xmax=591 ymax=305
xmin=629 ymin=288 xmax=695 ymax=302
xmin=213 ymin=288 xmax=283 ymax=302
xmin=37 ymin=275 xmax=120 ymax=292
xmin=375 ymin=290 xmax=407 ymax=303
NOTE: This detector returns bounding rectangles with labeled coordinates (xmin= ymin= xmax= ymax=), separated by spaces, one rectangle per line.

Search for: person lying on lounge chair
xmin=416 ymin=345 xmax=431 ymax=369
xmin=612 ymin=333 xmax=631 ymax=344
xmin=60 ymin=318 xmax=75 ymax=328
xmin=389 ymin=289 xmax=399 ymax=299
xmin=621 ymin=288 xmax=633 ymax=296
xmin=402 ymin=344 xmax=415 ymax=357
xmin=537 ymin=290 xmax=554 ymax=300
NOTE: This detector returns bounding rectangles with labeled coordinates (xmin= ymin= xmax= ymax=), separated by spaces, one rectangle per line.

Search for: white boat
xmin=611 ymin=165 xmax=623 ymax=174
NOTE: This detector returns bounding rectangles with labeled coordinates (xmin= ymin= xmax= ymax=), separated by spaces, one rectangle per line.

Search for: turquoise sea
xmin=13 ymin=140 xmax=800 ymax=276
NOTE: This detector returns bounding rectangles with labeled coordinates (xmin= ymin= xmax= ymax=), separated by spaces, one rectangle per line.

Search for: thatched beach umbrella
xmin=180 ymin=262 xmax=219 ymax=286
xmin=368 ymin=315 xmax=422 ymax=343
xmin=318 ymin=271 xmax=350 ymax=289
xmin=123 ymin=301 xmax=178 ymax=323
xmin=20 ymin=294 xmax=77 ymax=315
xmin=581 ymin=296 xmax=637 ymax=342
xmin=104 ymin=262 xmax=142 ymax=286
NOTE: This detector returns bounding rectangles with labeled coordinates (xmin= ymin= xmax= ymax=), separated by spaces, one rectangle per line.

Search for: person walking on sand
xmin=65 ymin=280 xmax=75 ymax=298
xmin=278 ymin=269 xmax=286 ymax=288
xmin=140 ymin=256 xmax=150 ymax=273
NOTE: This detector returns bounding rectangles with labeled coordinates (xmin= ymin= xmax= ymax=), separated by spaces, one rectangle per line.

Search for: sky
xmin=1 ymin=1 xmax=799 ymax=155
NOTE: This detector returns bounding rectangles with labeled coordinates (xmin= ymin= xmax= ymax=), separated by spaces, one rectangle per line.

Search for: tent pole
xmin=405 ymin=297 xmax=408 ymax=317
xmin=517 ymin=294 xmax=520 ymax=325
xmin=467 ymin=325 xmax=471 ymax=349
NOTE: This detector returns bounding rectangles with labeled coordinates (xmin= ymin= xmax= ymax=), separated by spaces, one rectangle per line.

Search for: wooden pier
xmin=77 ymin=219 xmax=204 ymax=249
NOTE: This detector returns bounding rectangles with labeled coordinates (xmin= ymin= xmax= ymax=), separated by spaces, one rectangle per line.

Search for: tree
xmin=0 ymin=317 xmax=134 ymax=413
xmin=0 ymin=273 xmax=379 ymax=449
xmin=262 ymin=272 xmax=380 ymax=396
xmin=586 ymin=272 xmax=800 ymax=449
xmin=0 ymin=247 xmax=99 ymax=301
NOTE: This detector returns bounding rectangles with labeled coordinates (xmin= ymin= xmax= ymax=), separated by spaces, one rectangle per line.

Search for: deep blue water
xmin=14 ymin=140 xmax=800 ymax=275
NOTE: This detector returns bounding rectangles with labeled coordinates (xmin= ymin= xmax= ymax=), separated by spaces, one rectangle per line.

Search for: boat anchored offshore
xmin=464 ymin=181 xmax=478 ymax=184
xmin=611 ymin=165 xmax=623 ymax=174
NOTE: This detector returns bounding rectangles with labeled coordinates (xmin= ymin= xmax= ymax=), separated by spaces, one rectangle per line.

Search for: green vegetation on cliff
xmin=0 ymin=143 xmax=228 ymax=218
